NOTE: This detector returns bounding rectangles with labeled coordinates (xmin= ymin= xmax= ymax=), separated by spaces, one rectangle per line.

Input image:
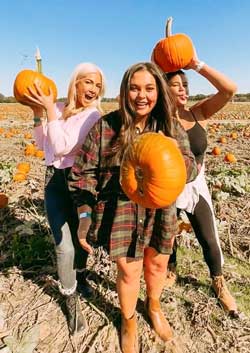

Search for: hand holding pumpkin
xmin=183 ymin=45 xmax=200 ymax=71
xmin=24 ymin=82 xmax=55 ymax=113
xmin=13 ymin=69 xmax=57 ymax=107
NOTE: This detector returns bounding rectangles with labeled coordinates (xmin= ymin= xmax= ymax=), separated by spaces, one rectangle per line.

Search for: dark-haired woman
xmin=164 ymin=49 xmax=238 ymax=316
xmin=68 ymin=62 xmax=197 ymax=351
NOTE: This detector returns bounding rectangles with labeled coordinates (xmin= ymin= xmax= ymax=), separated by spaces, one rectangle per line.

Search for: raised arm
xmin=185 ymin=48 xmax=237 ymax=119
xmin=30 ymin=105 xmax=46 ymax=150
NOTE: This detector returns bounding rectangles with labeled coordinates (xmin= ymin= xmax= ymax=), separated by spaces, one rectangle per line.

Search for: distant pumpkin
xmin=152 ymin=17 xmax=194 ymax=72
xmin=211 ymin=147 xmax=221 ymax=156
xmin=230 ymin=132 xmax=237 ymax=139
xmin=24 ymin=144 xmax=36 ymax=156
xmin=24 ymin=132 xmax=32 ymax=139
xmin=13 ymin=69 xmax=57 ymax=106
xmin=0 ymin=193 xmax=8 ymax=209
xmin=13 ymin=173 xmax=27 ymax=182
xmin=120 ymin=132 xmax=187 ymax=209
xmin=35 ymin=150 xmax=45 ymax=159
xmin=179 ymin=221 xmax=192 ymax=233
xmin=224 ymin=153 xmax=237 ymax=163
xmin=219 ymin=136 xmax=227 ymax=144
xmin=17 ymin=162 xmax=30 ymax=174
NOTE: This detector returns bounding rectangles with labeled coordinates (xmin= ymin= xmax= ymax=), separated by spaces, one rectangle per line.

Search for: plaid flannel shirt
xmin=68 ymin=110 xmax=197 ymax=259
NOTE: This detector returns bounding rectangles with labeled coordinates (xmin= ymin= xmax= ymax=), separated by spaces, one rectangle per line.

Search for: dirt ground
xmin=0 ymin=103 xmax=250 ymax=353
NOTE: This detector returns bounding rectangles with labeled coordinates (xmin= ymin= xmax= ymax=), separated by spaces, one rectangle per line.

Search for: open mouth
xmin=84 ymin=93 xmax=96 ymax=101
xmin=135 ymin=101 xmax=148 ymax=108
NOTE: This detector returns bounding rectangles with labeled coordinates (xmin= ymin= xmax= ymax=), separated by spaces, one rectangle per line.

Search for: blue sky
xmin=1 ymin=0 xmax=250 ymax=98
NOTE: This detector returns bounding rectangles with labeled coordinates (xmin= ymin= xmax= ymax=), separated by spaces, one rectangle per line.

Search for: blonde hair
xmin=63 ymin=62 xmax=106 ymax=119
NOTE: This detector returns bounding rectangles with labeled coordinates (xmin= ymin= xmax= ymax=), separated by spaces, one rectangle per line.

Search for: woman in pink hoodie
xmin=25 ymin=62 xmax=106 ymax=335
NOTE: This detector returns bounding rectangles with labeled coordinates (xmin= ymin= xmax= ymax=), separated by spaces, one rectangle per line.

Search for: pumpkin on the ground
xmin=120 ymin=132 xmax=187 ymax=209
xmin=24 ymin=144 xmax=36 ymax=156
xmin=219 ymin=136 xmax=227 ymax=144
xmin=0 ymin=193 xmax=8 ymax=209
xmin=179 ymin=221 xmax=192 ymax=233
xmin=35 ymin=150 xmax=45 ymax=158
xmin=152 ymin=17 xmax=194 ymax=72
xmin=13 ymin=69 xmax=57 ymax=106
xmin=212 ymin=147 xmax=221 ymax=156
xmin=13 ymin=173 xmax=27 ymax=182
xmin=230 ymin=132 xmax=237 ymax=139
xmin=24 ymin=132 xmax=32 ymax=139
xmin=17 ymin=162 xmax=30 ymax=174
xmin=224 ymin=153 xmax=237 ymax=163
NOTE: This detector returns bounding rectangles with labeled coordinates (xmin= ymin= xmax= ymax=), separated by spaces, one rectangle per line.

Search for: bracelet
xmin=34 ymin=117 xmax=42 ymax=127
xmin=34 ymin=116 xmax=42 ymax=123
xmin=195 ymin=61 xmax=205 ymax=72
xmin=79 ymin=211 xmax=92 ymax=219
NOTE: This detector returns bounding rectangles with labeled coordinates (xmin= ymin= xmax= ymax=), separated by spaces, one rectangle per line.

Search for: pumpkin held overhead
xmin=152 ymin=17 xmax=194 ymax=72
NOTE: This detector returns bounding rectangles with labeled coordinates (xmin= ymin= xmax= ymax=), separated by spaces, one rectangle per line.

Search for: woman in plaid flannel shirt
xmin=68 ymin=62 xmax=197 ymax=352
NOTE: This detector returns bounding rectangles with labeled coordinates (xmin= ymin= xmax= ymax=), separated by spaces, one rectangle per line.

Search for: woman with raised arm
xmin=25 ymin=62 xmax=106 ymax=334
xmin=164 ymin=48 xmax=238 ymax=316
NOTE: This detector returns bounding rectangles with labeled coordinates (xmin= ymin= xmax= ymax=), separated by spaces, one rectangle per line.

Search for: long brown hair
xmin=117 ymin=62 xmax=175 ymax=158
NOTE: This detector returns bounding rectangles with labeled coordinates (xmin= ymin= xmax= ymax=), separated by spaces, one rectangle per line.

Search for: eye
xmin=130 ymin=86 xmax=138 ymax=92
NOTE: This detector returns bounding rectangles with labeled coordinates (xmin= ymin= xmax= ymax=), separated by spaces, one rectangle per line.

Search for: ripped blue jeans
xmin=45 ymin=166 xmax=88 ymax=294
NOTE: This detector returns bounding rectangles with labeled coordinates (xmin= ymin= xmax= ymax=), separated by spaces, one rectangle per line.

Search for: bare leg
xmin=144 ymin=247 xmax=173 ymax=341
xmin=116 ymin=257 xmax=143 ymax=353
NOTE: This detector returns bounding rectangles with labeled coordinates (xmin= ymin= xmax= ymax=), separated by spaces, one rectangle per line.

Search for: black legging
xmin=169 ymin=195 xmax=222 ymax=277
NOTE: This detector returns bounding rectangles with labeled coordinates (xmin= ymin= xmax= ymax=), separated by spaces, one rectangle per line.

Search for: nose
xmin=88 ymin=84 xmax=96 ymax=93
xmin=137 ymin=89 xmax=146 ymax=98
xmin=179 ymin=84 xmax=185 ymax=92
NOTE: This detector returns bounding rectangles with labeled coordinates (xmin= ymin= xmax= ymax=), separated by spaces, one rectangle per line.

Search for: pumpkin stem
xmin=35 ymin=47 xmax=43 ymax=73
xmin=165 ymin=17 xmax=173 ymax=37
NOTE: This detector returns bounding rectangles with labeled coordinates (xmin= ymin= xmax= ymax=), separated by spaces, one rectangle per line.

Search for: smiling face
xmin=168 ymin=73 xmax=189 ymax=107
xmin=75 ymin=72 xmax=102 ymax=108
xmin=128 ymin=69 xmax=158 ymax=121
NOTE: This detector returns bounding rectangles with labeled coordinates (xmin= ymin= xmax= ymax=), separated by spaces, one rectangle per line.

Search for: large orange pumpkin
xmin=152 ymin=17 xmax=194 ymax=72
xmin=120 ymin=132 xmax=187 ymax=209
xmin=13 ymin=69 xmax=57 ymax=105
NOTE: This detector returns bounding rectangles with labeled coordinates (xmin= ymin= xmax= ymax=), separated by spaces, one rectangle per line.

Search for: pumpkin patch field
xmin=0 ymin=102 xmax=250 ymax=353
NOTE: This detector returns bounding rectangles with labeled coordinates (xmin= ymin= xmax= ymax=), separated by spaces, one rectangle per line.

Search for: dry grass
xmin=0 ymin=103 xmax=250 ymax=353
